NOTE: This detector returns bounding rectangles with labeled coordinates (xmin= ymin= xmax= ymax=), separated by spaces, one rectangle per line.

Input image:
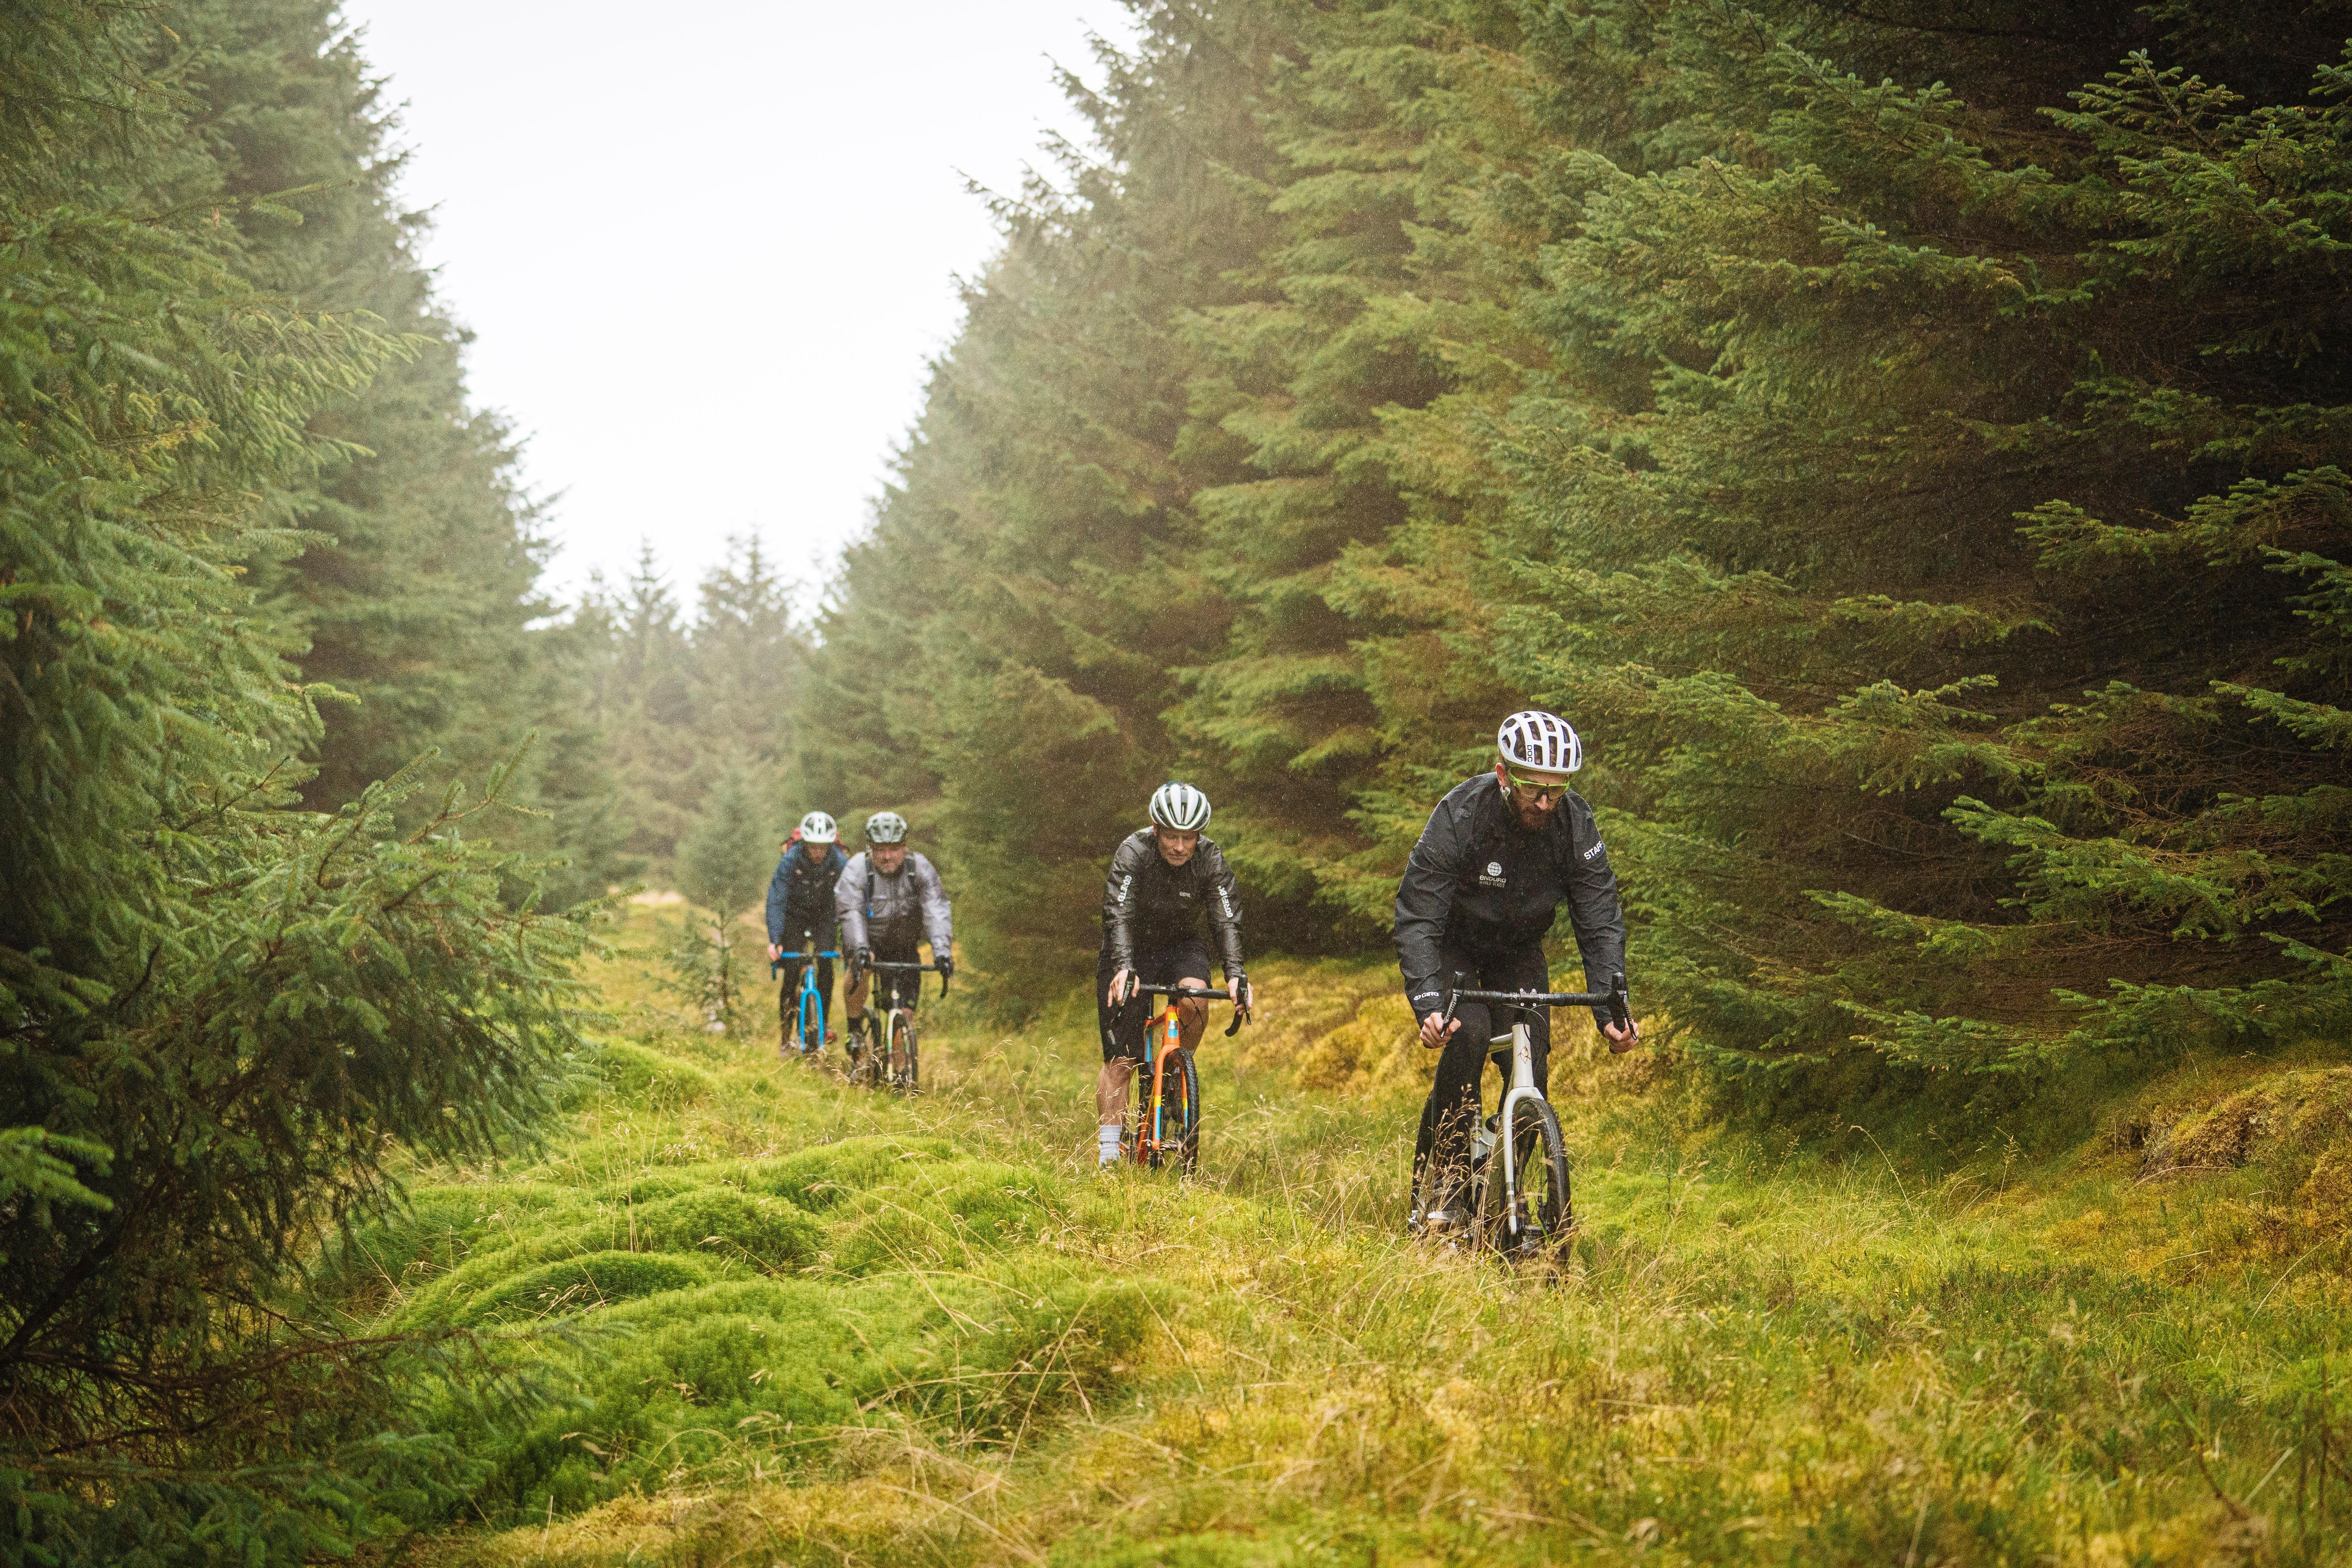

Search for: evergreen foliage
xmin=1 ymin=3 xmax=589 ymax=1557
xmin=578 ymin=536 xmax=811 ymax=884
xmin=800 ymin=0 xmax=2352 ymax=1079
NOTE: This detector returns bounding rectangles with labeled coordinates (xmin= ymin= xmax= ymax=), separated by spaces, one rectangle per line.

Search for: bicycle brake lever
xmin=1609 ymin=971 xmax=1631 ymax=1032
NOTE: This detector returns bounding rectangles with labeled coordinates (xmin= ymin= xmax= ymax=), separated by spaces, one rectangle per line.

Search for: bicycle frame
xmin=1138 ymin=999 xmax=1185 ymax=1167
xmin=784 ymin=932 xmax=840 ymax=1053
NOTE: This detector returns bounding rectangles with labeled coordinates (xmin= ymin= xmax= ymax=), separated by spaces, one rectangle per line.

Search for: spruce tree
xmin=0 ymin=5 xmax=587 ymax=1555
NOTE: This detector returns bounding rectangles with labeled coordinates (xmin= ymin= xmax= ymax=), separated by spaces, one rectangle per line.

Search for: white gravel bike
xmin=1412 ymin=972 xmax=1630 ymax=1257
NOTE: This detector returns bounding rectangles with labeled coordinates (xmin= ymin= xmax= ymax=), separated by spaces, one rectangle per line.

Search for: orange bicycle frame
xmin=1134 ymin=1002 xmax=1184 ymax=1164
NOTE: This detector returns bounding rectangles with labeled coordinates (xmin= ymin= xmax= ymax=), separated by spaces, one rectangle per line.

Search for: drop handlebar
xmin=1123 ymin=979 xmax=1247 ymax=1038
xmin=1443 ymin=971 xmax=1632 ymax=1033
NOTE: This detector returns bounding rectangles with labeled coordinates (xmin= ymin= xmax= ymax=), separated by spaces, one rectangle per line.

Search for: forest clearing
xmin=343 ymin=903 xmax=2352 ymax=1566
xmin=9 ymin=0 xmax=2352 ymax=1562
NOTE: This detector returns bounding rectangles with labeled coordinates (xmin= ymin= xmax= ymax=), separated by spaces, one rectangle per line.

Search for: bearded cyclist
xmin=836 ymin=811 xmax=953 ymax=1048
xmin=1096 ymin=782 xmax=1252 ymax=1169
xmin=766 ymin=811 xmax=848 ymax=1054
xmin=1395 ymin=711 xmax=1638 ymax=1237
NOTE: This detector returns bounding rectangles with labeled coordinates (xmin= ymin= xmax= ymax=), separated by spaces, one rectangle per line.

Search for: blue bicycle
xmin=772 ymin=928 xmax=840 ymax=1058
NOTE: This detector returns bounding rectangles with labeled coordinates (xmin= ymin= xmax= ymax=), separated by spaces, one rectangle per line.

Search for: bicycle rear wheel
xmin=1482 ymin=1097 xmax=1573 ymax=1256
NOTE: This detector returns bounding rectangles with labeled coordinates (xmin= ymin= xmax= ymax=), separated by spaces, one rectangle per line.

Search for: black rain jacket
xmin=1100 ymin=829 xmax=1245 ymax=980
xmin=1393 ymin=774 xmax=1627 ymax=1025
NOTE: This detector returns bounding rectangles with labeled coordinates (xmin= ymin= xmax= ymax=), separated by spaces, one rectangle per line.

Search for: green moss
xmin=830 ymin=1161 xmax=1058 ymax=1276
xmin=625 ymin=1187 xmax=824 ymax=1269
xmin=585 ymin=1040 xmax=717 ymax=1107
xmin=452 ymin=1249 xmax=719 ymax=1325
xmin=734 ymin=1134 xmax=959 ymax=1211
xmin=389 ymin=1186 xmax=819 ymax=1329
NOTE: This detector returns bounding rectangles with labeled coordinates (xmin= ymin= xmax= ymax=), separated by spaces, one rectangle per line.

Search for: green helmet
xmin=864 ymin=810 xmax=909 ymax=845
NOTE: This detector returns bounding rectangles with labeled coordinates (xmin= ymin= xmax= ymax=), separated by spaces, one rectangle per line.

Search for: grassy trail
xmin=375 ymin=907 xmax=2352 ymax=1566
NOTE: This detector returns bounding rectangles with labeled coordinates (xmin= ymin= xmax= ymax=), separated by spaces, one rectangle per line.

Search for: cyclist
xmin=1096 ymin=782 xmax=1252 ymax=1169
xmin=837 ymin=811 xmax=953 ymax=1050
xmin=766 ymin=811 xmax=847 ymax=1054
xmin=1394 ymin=710 xmax=1637 ymax=1236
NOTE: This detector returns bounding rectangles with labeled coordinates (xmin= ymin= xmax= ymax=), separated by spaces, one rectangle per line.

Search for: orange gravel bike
xmin=1127 ymin=980 xmax=1245 ymax=1173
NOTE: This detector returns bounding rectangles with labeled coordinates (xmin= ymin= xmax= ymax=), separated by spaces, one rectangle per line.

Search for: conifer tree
xmin=797 ymin=0 xmax=2352 ymax=1086
xmin=0 ymin=5 xmax=586 ymax=1555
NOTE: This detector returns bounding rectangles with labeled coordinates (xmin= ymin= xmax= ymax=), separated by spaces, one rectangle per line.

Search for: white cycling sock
xmin=1097 ymin=1125 xmax=1123 ymax=1167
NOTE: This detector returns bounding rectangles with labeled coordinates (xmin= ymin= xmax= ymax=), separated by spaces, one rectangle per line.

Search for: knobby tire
xmin=890 ymin=1011 xmax=920 ymax=1093
xmin=1174 ymin=1048 xmax=1200 ymax=1174
xmin=848 ymin=1016 xmax=879 ymax=1089
xmin=797 ymin=986 xmax=822 ymax=1058
xmin=1481 ymin=1098 xmax=1572 ymax=1257
xmin=1135 ymin=1045 xmax=1199 ymax=1173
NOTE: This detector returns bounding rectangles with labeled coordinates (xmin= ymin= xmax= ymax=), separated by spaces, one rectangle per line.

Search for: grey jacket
xmin=1393 ymin=774 xmax=1627 ymax=1025
xmin=1100 ymin=829 xmax=1245 ymax=980
xmin=835 ymin=850 xmax=953 ymax=956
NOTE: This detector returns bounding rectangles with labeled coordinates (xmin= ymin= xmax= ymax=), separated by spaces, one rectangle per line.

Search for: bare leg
xmin=1175 ymin=973 xmax=1209 ymax=1053
xmin=1096 ymin=1058 xmax=1137 ymax=1126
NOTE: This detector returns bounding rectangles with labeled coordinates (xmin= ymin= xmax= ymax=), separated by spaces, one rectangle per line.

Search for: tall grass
xmin=369 ymin=907 xmax=2351 ymax=1566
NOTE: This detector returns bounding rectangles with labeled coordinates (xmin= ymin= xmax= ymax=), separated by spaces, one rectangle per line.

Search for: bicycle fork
xmin=1136 ymin=1013 xmax=1184 ymax=1165
xmin=1140 ymin=1017 xmax=1169 ymax=1162
xmin=1486 ymin=1021 xmax=1541 ymax=1240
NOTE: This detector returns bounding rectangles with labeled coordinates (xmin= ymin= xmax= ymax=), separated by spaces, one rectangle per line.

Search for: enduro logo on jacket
xmin=1479 ymin=860 xmax=1506 ymax=888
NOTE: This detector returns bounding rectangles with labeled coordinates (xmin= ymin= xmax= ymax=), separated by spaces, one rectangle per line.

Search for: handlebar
xmin=770 ymin=936 xmax=842 ymax=977
xmin=1443 ymin=971 xmax=1632 ymax=1033
xmin=1126 ymin=979 xmax=1248 ymax=1038
xmin=864 ymin=958 xmax=951 ymax=998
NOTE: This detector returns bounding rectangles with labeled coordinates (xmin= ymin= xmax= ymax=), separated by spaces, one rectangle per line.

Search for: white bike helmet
xmin=797 ymin=811 xmax=838 ymax=844
xmin=1497 ymin=709 xmax=1582 ymax=774
xmin=1148 ymin=781 xmax=1212 ymax=832
xmin=864 ymin=810 xmax=909 ymax=844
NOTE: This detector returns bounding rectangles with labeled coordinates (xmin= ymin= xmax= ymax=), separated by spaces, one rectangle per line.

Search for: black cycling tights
xmin=1412 ymin=944 xmax=1552 ymax=1210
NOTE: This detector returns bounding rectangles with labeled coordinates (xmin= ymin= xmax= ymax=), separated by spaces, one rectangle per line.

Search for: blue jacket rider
xmin=767 ymin=811 xmax=847 ymax=1050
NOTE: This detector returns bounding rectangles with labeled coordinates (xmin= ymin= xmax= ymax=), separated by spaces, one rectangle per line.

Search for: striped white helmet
xmin=797 ymin=811 xmax=838 ymax=845
xmin=1497 ymin=710 xmax=1582 ymax=774
xmin=1148 ymin=781 xmax=1212 ymax=833
xmin=864 ymin=810 xmax=909 ymax=844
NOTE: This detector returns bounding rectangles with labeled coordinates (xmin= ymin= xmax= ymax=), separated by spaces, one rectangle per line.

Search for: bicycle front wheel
xmin=846 ymin=1015 xmax=878 ymax=1087
xmin=890 ymin=1011 xmax=920 ymax=1093
xmin=798 ymin=987 xmax=822 ymax=1055
xmin=1483 ymin=1098 xmax=1573 ymax=1256
xmin=1171 ymin=1048 xmax=1200 ymax=1174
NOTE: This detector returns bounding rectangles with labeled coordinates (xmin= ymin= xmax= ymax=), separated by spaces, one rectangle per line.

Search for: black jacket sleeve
xmin=1394 ymin=794 xmax=1467 ymax=1015
xmin=1561 ymin=797 xmax=1628 ymax=1026
xmin=1101 ymin=833 xmax=1147 ymax=972
xmin=1200 ymin=840 xmax=1245 ymax=980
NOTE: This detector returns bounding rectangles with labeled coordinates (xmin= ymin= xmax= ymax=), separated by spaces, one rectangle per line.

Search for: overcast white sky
xmin=341 ymin=1 xmax=1137 ymax=606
